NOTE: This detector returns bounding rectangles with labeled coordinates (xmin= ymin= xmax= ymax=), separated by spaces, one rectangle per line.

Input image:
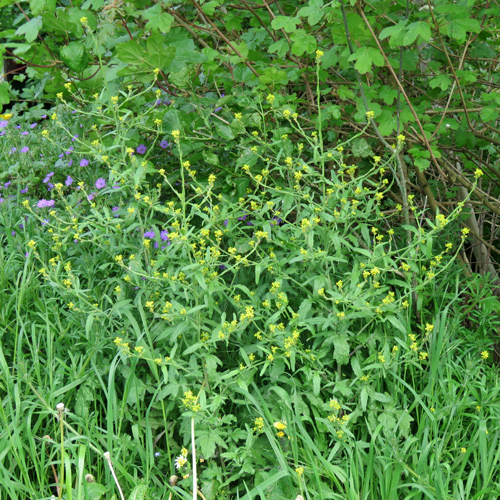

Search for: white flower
xmin=175 ymin=455 xmax=187 ymax=470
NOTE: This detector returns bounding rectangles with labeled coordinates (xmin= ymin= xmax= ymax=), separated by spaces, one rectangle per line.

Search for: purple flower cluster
xmin=37 ymin=199 xmax=55 ymax=208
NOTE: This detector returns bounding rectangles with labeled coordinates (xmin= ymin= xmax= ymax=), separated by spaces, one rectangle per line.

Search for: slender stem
xmin=191 ymin=416 xmax=197 ymax=500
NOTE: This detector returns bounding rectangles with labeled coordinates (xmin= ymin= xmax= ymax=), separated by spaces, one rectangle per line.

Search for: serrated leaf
xmin=351 ymin=138 xmax=373 ymax=157
xmin=348 ymin=47 xmax=384 ymax=74
xmin=30 ymin=0 xmax=56 ymax=16
xmin=271 ymin=16 xmax=300 ymax=33
xmin=290 ymin=29 xmax=317 ymax=56
xmin=268 ymin=39 xmax=289 ymax=58
xmin=15 ymin=16 xmax=43 ymax=43
xmin=403 ymin=21 xmax=431 ymax=45
xmin=429 ymin=74 xmax=451 ymax=91
xmin=60 ymin=42 xmax=89 ymax=72
xmin=379 ymin=20 xmax=408 ymax=48
xmin=297 ymin=0 xmax=324 ymax=26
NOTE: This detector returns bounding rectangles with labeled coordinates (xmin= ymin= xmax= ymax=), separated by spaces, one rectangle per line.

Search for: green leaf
xmin=60 ymin=42 xmax=89 ymax=73
xmin=142 ymin=4 xmax=174 ymax=33
xmin=379 ymin=20 xmax=408 ymax=48
xmin=215 ymin=123 xmax=235 ymax=140
xmin=352 ymin=138 xmax=373 ymax=157
xmin=15 ymin=16 xmax=43 ymax=43
xmin=259 ymin=67 xmax=289 ymax=85
xmin=348 ymin=47 xmax=384 ymax=74
xmin=377 ymin=109 xmax=397 ymax=136
xmin=290 ymin=30 xmax=317 ymax=56
xmin=297 ymin=0 xmax=324 ymax=26
xmin=402 ymin=21 xmax=431 ymax=45
xmin=30 ymin=0 xmax=56 ymax=16
xmin=197 ymin=432 xmax=217 ymax=458
xmin=429 ymin=74 xmax=451 ymax=91
xmin=146 ymin=32 xmax=176 ymax=69
xmin=333 ymin=334 xmax=349 ymax=365
xmin=271 ymin=16 xmax=300 ymax=33
xmin=480 ymin=105 xmax=499 ymax=123
xmin=268 ymin=39 xmax=289 ymax=58
xmin=0 ymin=82 xmax=10 ymax=105
xmin=127 ymin=485 xmax=147 ymax=500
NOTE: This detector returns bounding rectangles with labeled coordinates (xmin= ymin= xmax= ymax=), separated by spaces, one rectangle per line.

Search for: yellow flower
xmin=273 ymin=421 xmax=286 ymax=431
xmin=172 ymin=130 xmax=180 ymax=139
xmin=474 ymin=168 xmax=484 ymax=178
xmin=295 ymin=467 xmax=304 ymax=477
xmin=481 ymin=351 xmax=489 ymax=360
xmin=28 ymin=240 xmax=36 ymax=248
xmin=461 ymin=448 xmax=467 ymax=453
xmin=315 ymin=49 xmax=324 ymax=60
xmin=366 ymin=110 xmax=374 ymax=119
xmin=80 ymin=16 xmax=88 ymax=24
xmin=397 ymin=134 xmax=406 ymax=142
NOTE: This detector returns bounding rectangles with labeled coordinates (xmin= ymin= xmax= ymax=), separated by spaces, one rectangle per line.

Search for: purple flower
xmin=0 ymin=120 xmax=9 ymax=128
xmin=19 ymin=224 xmax=24 ymax=229
xmin=160 ymin=140 xmax=169 ymax=149
xmin=80 ymin=159 xmax=89 ymax=167
xmin=21 ymin=146 xmax=29 ymax=153
xmin=65 ymin=175 xmax=73 ymax=186
xmin=4 ymin=182 xmax=11 ymax=189
xmin=224 ymin=219 xmax=228 ymax=227
xmin=68 ymin=159 xmax=73 ymax=167
xmin=144 ymin=230 xmax=155 ymax=239
xmin=238 ymin=214 xmax=247 ymax=221
xmin=59 ymin=153 xmax=64 ymax=158
xmin=10 ymin=147 xmax=17 ymax=153
xmin=41 ymin=115 xmax=47 ymax=118
xmin=88 ymin=193 xmax=95 ymax=201
xmin=41 ymin=219 xmax=49 ymax=226
xmin=21 ymin=131 xmax=29 ymax=136
xmin=0 ymin=130 xmax=6 ymax=136
xmin=43 ymin=172 xmax=54 ymax=184
xmin=112 ymin=206 xmax=120 ymax=217
xmin=271 ymin=217 xmax=282 ymax=226
xmin=47 ymin=182 xmax=54 ymax=190
xmin=219 ymin=265 xmax=227 ymax=270
xmin=11 ymin=231 xmax=16 ymax=236
xmin=21 ymin=187 xmax=28 ymax=194
xmin=113 ymin=185 xmax=120 ymax=189
xmin=25 ymin=252 xmax=29 ymax=258
xmin=30 ymin=123 xmax=37 ymax=128
xmin=160 ymin=230 xmax=169 ymax=241
xmin=37 ymin=199 xmax=55 ymax=208
xmin=95 ymin=178 xmax=106 ymax=189
xmin=15 ymin=125 xmax=21 ymax=129
xmin=214 ymin=107 xmax=222 ymax=113
xmin=71 ymin=135 xmax=78 ymax=141
xmin=136 ymin=144 xmax=147 ymax=154
xmin=154 ymin=241 xmax=159 ymax=249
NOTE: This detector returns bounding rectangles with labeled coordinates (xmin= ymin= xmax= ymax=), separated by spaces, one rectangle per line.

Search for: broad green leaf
xmin=268 ymin=39 xmax=289 ymax=58
xmin=297 ymin=0 xmax=324 ymax=26
xmin=142 ymin=4 xmax=174 ymax=33
xmin=290 ymin=30 xmax=317 ymax=56
xmin=15 ymin=16 xmax=43 ymax=43
xmin=348 ymin=47 xmax=384 ymax=74
xmin=379 ymin=20 xmax=408 ymax=47
xmin=377 ymin=109 xmax=397 ymax=135
xmin=42 ymin=11 xmax=78 ymax=36
xmin=333 ymin=334 xmax=349 ymax=365
xmin=429 ymin=74 xmax=451 ymax=91
xmin=146 ymin=32 xmax=176 ymax=69
xmin=60 ymin=42 xmax=89 ymax=72
xmin=271 ymin=16 xmax=300 ymax=33
xmin=116 ymin=40 xmax=145 ymax=64
xmin=402 ymin=21 xmax=431 ymax=45
xmin=0 ymin=82 xmax=10 ymax=105
xmin=481 ymin=105 xmax=499 ymax=122
xmin=259 ymin=67 xmax=289 ymax=85
xmin=30 ymin=0 xmax=56 ymax=16
xmin=352 ymin=138 xmax=373 ymax=157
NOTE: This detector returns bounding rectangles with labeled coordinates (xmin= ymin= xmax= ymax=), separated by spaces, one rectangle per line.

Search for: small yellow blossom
xmin=481 ymin=351 xmax=489 ymax=360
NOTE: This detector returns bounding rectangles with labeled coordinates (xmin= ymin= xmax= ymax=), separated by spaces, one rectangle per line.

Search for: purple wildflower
xmin=30 ymin=123 xmax=37 ymax=128
xmin=0 ymin=130 xmax=6 ymax=136
xmin=68 ymin=159 xmax=73 ymax=167
xmin=112 ymin=207 xmax=120 ymax=217
xmin=4 ymin=182 xmax=11 ymax=189
xmin=224 ymin=219 xmax=228 ymax=226
xmin=41 ymin=219 xmax=49 ymax=226
xmin=144 ymin=230 xmax=155 ymax=239
xmin=47 ymin=183 xmax=54 ymax=190
xmin=154 ymin=241 xmax=159 ymax=249
xmin=15 ymin=125 xmax=21 ymax=129
xmin=10 ymin=147 xmax=17 ymax=153
xmin=0 ymin=120 xmax=9 ymax=128
xmin=37 ymin=199 xmax=55 ymax=208
xmin=59 ymin=153 xmax=64 ymax=158
xmin=80 ymin=158 xmax=89 ymax=167
xmin=19 ymin=224 xmax=24 ymax=229
xmin=71 ymin=134 xmax=78 ymax=141
xmin=20 ymin=187 xmax=28 ymax=194
xmin=41 ymin=115 xmax=47 ymax=118
xmin=21 ymin=147 xmax=29 ymax=153
xmin=160 ymin=230 xmax=169 ymax=241
xmin=95 ymin=178 xmax=106 ymax=189
xmin=136 ymin=144 xmax=147 ymax=154
xmin=214 ymin=107 xmax=222 ymax=113
xmin=238 ymin=214 xmax=247 ymax=221
xmin=43 ymin=172 xmax=54 ymax=184
xmin=65 ymin=176 xmax=73 ymax=186
xmin=11 ymin=231 xmax=16 ymax=236
xmin=88 ymin=193 xmax=95 ymax=201
xmin=21 ymin=131 xmax=29 ymax=136
xmin=160 ymin=140 xmax=169 ymax=149
xmin=25 ymin=252 xmax=29 ymax=258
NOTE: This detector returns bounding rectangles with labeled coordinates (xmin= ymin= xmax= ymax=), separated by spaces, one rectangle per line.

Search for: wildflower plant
xmin=1 ymin=56 xmax=500 ymax=500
